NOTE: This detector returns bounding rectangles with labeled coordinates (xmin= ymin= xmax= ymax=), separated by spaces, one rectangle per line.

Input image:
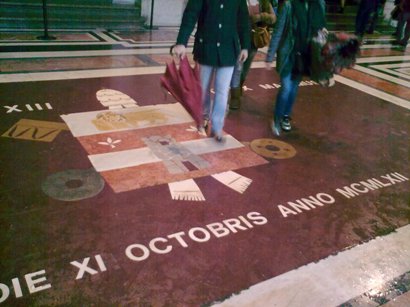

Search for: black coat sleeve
xmin=238 ymin=0 xmax=251 ymax=50
xmin=176 ymin=0 xmax=203 ymax=46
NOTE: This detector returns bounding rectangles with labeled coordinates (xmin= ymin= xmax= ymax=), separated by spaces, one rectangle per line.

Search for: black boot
xmin=229 ymin=87 xmax=241 ymax=110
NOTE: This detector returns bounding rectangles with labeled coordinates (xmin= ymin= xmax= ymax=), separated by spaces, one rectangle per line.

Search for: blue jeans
xmin=230 ymin=46 xmax=258 ymax=88
xmin=274 ymin=72 xmax=302 ymax=122
xmin=200 ymin=65 xmax=234 ymax=135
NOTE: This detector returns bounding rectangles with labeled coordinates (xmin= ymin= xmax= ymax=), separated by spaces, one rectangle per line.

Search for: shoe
xmin=203 ymin=119 xmax=209 ymax=131
xmin=280 ymin=116 xmax=292 ymax=132
xmin=214 ymin=135 xmax=226 ymax=143
xmin=270 ymin=118 xmax=281 ymax=136
xmin=211 ymin=131 xmax=226 ymax=143
xmin=198 ymin=119 xmax=210 ymax=136
xmin=197 ymin=126 xmax=206 ymax=135
xmin=394 ymin=40 xmax=407 ymax=48
xmin=210 ymin=129 xmax=226 ymax=143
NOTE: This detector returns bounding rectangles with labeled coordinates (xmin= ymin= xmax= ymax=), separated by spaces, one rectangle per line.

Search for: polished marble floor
xmin=0 ymin=28 xmax=409 ymax=306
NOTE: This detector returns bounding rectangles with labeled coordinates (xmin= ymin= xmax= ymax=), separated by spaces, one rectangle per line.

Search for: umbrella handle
xmin=169 ymin=44 xmax=176 ymax=55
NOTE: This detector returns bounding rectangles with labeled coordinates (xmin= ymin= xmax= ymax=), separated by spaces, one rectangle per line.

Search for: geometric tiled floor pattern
xmin=0 ymin=29 xmax=409 ymax=306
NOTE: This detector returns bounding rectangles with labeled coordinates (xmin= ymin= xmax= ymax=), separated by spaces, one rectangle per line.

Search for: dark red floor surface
xmin=0 ymin=68 xmax=409 ymax=305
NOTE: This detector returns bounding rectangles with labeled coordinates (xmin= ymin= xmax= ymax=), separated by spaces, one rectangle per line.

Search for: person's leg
xmin=229 ymin=47 xmax=258 ymax=110
xmin=355 ymin=1 xmax=374 ymax=37
xmin=400 ymin=13 xmax=410 ymax=45
xmin=283 ymin=74 xmax=302 ymax=116
xmin=272 ymin=72 xmax=293 ymax=135
xmin=230 ymin=61 xmax=243 ymax=89
xmin=230 ymin=46 xmax=258 ymax=89
xmin=355 ymin=2 xmax=366 ymax=36
xmin=199 ymin=64 xmax=214 ymax=127
xmin=229 ymin=60 xmax=243 ymax=110
xmin=240 ymin=46 xmax=258 ymax=87
xmin=212 ymin=66 xmax=235 ymax=138
xmin=339 ymin=0 xmax=345 ymax=13
xmin=278 ymin=73 xmax=302 ymax=132
xmin=367 ymin=6 xmax=379 ymax=34
xmin=396 ymin=12 xmax=406 ymax=41
xmin=274 ymin=73 xmax=299 ymax=119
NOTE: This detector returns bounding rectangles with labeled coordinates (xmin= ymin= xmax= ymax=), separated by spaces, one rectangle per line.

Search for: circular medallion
xmin=41 ymin=168 xmax=105 ymax=201
xmin=250 ymin=138 xmax=297 ymax=159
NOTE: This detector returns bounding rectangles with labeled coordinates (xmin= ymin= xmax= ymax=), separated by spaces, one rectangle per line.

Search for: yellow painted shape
xmin=92 ymin=109 xmax=168 ymax=131
xmin=2 ymin=119 xmax=69 ymax=142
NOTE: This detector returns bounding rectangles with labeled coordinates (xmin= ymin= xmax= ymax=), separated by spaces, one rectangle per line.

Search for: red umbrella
xmin=160 ymin=56 xmax=203 ymax=127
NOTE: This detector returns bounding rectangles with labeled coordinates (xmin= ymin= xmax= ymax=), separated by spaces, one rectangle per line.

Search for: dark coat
xmin=265 ymin=0 xmax=326 ymax=76
xmin=176 ymin=0 xmax=251 ymax=67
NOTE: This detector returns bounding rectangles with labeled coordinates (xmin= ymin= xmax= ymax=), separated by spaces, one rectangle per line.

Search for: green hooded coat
xmin=265 ymin=0 xmax=326 ymax=77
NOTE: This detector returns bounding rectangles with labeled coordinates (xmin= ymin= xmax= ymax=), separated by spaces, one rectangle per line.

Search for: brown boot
xmin=229 ymin=87 xmax=241 ymax=110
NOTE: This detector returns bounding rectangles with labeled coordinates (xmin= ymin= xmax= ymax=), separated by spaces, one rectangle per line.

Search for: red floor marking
xmin=0 ymin=70 xmax=408 ymax=305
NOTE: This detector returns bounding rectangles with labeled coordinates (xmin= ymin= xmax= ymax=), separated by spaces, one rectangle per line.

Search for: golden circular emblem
xmin=250 ymin=138 xmax=297 ymax=159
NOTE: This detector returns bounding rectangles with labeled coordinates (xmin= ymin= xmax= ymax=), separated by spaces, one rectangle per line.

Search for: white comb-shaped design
xmin=96 ymin=89 xmax=138 ymax=109
xmin=212 ymin=171 xmax=252 ymax=194
xmin=168 ymin=179 xmax=205 ymax=201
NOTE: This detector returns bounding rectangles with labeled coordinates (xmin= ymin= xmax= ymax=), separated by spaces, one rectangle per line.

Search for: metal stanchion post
xmin=150 ymin=0 xmax=154 ymax=29
xmin=147 ymin=0 xmax=158 ymax=30
xmin=37 ymin=0 xmax=56 ymax=40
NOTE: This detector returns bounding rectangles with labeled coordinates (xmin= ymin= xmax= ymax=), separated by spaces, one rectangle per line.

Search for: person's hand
xmin=250 ymin=14 xmax=261 ymax=24
xmin=239 ymin=49 xmax=248 ymax=63
xmin=265 ymin=61 xmax=273 ymax=70
xmin=173 ymin=44 xmax=186 ymax=59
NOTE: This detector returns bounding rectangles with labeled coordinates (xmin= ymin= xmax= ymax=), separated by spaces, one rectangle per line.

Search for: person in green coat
xmin=173 ymin=0 xmax=250 ymax=142
xmin=265 ymin=0 xmax=326 ymax=136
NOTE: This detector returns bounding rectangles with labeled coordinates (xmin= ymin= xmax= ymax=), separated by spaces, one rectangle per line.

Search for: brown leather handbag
xmin=247 ymin=0 xmax=272 ymax=48
xmin=252 ymin=26 xmax=270 ymax=48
